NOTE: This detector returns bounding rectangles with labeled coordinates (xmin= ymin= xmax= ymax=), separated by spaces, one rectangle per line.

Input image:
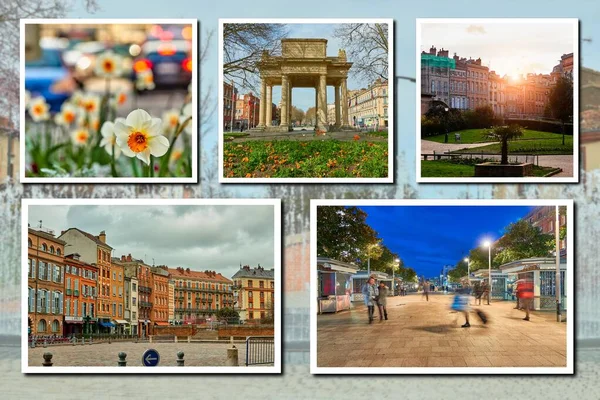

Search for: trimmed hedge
xmin=505 ymin=119 xmax=573 ymax=135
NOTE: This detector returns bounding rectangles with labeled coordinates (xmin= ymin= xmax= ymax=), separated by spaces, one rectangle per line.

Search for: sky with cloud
xmin=420 ymin=21 xmax=575 ymax=78
xmin=28 ymin=204 xmax=275 ymax=279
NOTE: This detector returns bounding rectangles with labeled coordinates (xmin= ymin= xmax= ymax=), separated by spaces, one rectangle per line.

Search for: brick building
xmin=347 ymin=78 xmax=389 ymax=128
xmin=232 ymin=265 xmax=275 ymax=323
xmin=420 ymin=46 xmax=452 ymax=107
xmin=27 ymin=228 xmax=66 ymax=336
xmin=169 ymin=267 xmax=234 ymax=324
xmin=450 ymin=55 xmax=468 ymax=110
xmin=110 ymin=261 xmax=127 ymax=333
xmin=63 ymin=253 xmax=98 ymax=336
xmin=523 ymin=206 xmax=567 ymax=254
xmin=59 ymin=228 xmax=114 ymax=333
xmin=235 ymin=92 xmax=260 ymax=130
xmin=117 ymin=254 xmax=153 ymax=337
xmin=488 ymin=71 xmax=506 ymax=117
xmin=223 ymin=81 xmax=237 ymax=130
xmin=124 ymin=275 xmax=138 ymax=335
xmin=151 ymin=266 xmax=170 ymax=329
xmin=466 ymin=57 xmax=489 ymax=110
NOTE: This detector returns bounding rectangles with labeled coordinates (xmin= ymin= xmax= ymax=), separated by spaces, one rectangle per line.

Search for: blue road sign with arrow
xmin=142 ymin=349 xmax=160 ymax=367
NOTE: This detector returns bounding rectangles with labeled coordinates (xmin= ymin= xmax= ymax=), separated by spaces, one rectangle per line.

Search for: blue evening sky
xmin=68 ymin=0 xmax=600 ymax=196
xmin=360 ymin=205 xmax=533 ymax=278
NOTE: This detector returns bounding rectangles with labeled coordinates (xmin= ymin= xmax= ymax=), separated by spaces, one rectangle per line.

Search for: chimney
xmin=127 ymin=254 xmax=132 ymax=262
xmin=121 ymin=255 xmax=126 ymax=261
xmin=98 ymin=231 xmax=106 ymax=243
xmin=429 ymin=46 xmax=436 ymax=55
xmin=186 ymin=268 xmax=190 ymax=274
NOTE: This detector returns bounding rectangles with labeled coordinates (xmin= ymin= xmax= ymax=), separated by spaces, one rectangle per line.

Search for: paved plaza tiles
xmin=28 ymin=342 xmax=248 ymax=367
xmin=317 ymin=292 xmax=567 ymax=368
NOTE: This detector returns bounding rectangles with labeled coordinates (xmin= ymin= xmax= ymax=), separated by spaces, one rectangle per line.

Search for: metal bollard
xmin=226 ymin=345 xmax=238 ymax=366
xmin=187 ymin=336 xmax=190 ymax=343
xmin=174 ymin=336 xmax=178 ymax=343
xmin=42 ymin=352 xmax=53 ymax=367
xmin=177 ymin=351 xmax=185 ymax=366
xmin=82 ymin=337 xmax=85 ymax=345
xmin=43 ymin=339 xmax=47 ymax=348
xmin=118 ymin=352 xmax=127 ymax=367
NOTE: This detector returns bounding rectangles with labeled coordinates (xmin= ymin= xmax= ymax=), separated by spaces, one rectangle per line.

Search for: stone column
xmin=265 ymin=85 xmax=272 ymax=127
xmin=341 ymin=78 xmax=349 ymax=128
xmin=288 ymin=82 xmax=293 ymax=128
xmin=314 ymin=85 xmax=319 ymax=127
xmin=317 ymin=74 xmax=327 ymax=130
xmin=258 ymin=79 xmax=267 ymax=128
xmin=279 ymin=75 xmax=289 ymax=128
xmin=334 ymin=84 xmax=341 ymax=127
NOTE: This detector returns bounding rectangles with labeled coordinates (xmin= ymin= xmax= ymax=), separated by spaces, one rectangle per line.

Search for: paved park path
xmin=421 ymin=140 xmax=574 ymax=178
xmin=317 ymin=292 xmax=567 ymax=368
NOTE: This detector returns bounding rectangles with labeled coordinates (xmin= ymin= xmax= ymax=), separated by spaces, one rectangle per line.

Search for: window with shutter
xmin=45 ymin=292 xmax=50 ymax=314
xmin=37 ymin=289 xmax=41 ymax=312
xmin=59 ymin=293 xmax=63 ymax=314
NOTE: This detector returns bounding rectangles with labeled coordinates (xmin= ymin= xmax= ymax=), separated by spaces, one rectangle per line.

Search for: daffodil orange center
xmin=65 ymin=111 xmax=75 ymax=123
xmin=33 ymin=105 xmax=43 ymax=115
xmin=170 ymin=116 xmax=178 ymax=126
xmin=104 ymin=60 xmax=114 ymax=72
xmin=85 ymin=102 xmax=95 ymax=112
xmin=77 ymin=131 xmax=88 ymax=142
xmin=118 ymin=93 xmax=126 ymax=104
xmin=128 ymin=131 xmax=149 ymax=153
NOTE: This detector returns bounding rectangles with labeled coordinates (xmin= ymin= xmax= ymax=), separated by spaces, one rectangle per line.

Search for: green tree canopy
xmin=548 ymin=77 xmax=574 ymax=124
xmin=398 ymin=266 xmax=417 ymax=283
xmin=489 ymin=124 xmax=523 ymax=165
xmin=369 ymin=244 xmax=401 ymax=274
xmin=316 ymin=206 xmax=380 ymax=264
xmin=448 ymin=259 xmax=468 ymax=282
xmin=493 ymin=219 xmax=554 ymax=265
xmin=216 ymin=307 xmax=240 ymax=323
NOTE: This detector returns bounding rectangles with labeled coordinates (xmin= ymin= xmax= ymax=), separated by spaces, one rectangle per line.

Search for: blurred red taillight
xmin=158 ymin=43 xmax=176 ymax=56
xmin=134 ymin=59 xmax=152 ymax=73
xmin=182 ymin=57 xmax=193 ymax=72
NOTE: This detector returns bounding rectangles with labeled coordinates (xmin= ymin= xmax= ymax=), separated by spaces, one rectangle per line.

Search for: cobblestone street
xmin=317 ymin=292 xmax=567 ymax=368
xmin=28 ymin=342 xmax=247 ymax=367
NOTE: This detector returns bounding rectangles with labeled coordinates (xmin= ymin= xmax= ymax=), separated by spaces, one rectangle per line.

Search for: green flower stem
xmin=110 ymin=143 xmax=117 ymax=177
xmin=131 ymin=157 xmax=140 ymax=177
xmin=158 ymin=116 xmax=191 ymax=177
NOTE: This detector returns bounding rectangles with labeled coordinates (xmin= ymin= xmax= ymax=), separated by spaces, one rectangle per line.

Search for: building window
xmin=118 ymin=304 xmax=123 ymax=317
xmin=28 ymin=238 xmax=32 ymax=248
xmin=113 ymin=272 xmax=116 ymax=280
xmin=57 ymin=248 xmax=61 ymax=256
xmin=132 ymin=283 xmax=137 ymax=292
xmin=247 ymin=280 xmax=253 ymax=288
xmin=249 ymin=312 xmax=254 ymax=319
xmin=37 ymin=319 xmax=47 ymax=333
xmin=42 ymin=243 xmax=48 ymax=252
xmin=113 ymin=303 xmax=116 ymax=317
xmin=28 ymin=259 xmax=35 ymax=278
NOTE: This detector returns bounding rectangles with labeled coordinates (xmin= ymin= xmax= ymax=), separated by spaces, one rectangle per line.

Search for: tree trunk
xmin=501 ymin=139 xmax=509 ymax=165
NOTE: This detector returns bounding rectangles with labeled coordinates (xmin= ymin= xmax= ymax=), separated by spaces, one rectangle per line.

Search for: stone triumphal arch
xmin=255 ymin=38 xmax=353 ymax=132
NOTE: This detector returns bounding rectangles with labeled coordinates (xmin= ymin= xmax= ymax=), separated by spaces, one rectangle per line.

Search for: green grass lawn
xmin=424 ymin=129 xmax=571 ymax=144
xmin=421 ymin=159 xmax=559 ymax=178
xmin=224 ymin=140 xmax=388 ymax=178
xmin=451 ymin=136 xmax=573 ymax=155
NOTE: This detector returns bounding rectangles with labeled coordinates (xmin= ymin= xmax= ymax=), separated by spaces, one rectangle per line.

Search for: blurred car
xmin=24 ymin=38 xmax=71 ymax=112
xmin=133 ymin=39 xmax=192 ymax=92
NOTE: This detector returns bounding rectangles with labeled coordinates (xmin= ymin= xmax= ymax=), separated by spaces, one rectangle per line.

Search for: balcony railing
xmin=139 ymin=301 xmax=152 ymax=308
xmin=139 ymin=286 xmax=152 ymax=294
xmin=175 ymin=307 xmax=213 ymax=314
xmin=66 ymin=289 xmax=72 ymax=295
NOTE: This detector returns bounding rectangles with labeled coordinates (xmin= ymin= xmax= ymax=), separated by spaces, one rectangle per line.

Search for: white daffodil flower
xmin=71 ymin=128 xmax=90 ymax=147
xmin=54 ymin=103 xmax=78 ymax=127
xmin=179 ymin=102 xmax=193 ymax=135
xmin=100 ymin=117 xmax=125 ymax=159
xmin=95 ymin=51 xmax=123 ymax=78
xmin=136 ymin=70 xmax=155 ymax=90
xmin=162 ymin=109 xmax=180 ymax=133
xmin=81 ymin=94 xmax=100 ymax=116
xmin=114 ymin=109 xmax=169 ymax=165
xmin=28 ymin=97 xmax=50 ymax=122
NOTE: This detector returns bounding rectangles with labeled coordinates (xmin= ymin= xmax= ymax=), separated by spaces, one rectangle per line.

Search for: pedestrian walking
xmin=482 ymin=282 xmax=491 ymax=305
xmin=377 ymin=282 xmax=389 ymax=321
xmin=451 ymin=285 xmax=471 ymax=327
xmin=517 ymin=277 xmax=534 ymax=321
xmin=475 ymin=282 xmax=483 ymax=305
xmin=361 ymin=275 xmax=379 ymax=324
xmin=422 ymin=280 xmax=430 ymax=301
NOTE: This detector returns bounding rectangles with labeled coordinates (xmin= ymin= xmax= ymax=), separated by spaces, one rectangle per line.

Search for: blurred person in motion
xmin=377 ymin=282 xmax=388 ymax=321
xmin=452 ymin=284 xmax=472 ymax=327
xmin=361 ymin=275 xmax=379 ymax=324
xmin=422 ymin=280 xmax=430 ymax=301
xmin=517 ymin=277 xmax=534 ymax=321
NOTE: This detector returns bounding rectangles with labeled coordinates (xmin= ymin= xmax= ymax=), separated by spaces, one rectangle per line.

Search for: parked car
xmin=133 ymin=39 xmax=192 ymax=92
xmin=24 ymin=39 xmax=71 ymax=112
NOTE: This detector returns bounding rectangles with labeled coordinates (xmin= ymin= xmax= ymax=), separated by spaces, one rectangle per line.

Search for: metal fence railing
xmin=245 ymin=336 xmax=275 ymax=366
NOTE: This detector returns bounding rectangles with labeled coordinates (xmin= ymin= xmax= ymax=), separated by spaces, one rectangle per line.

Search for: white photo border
xmin=19 ymin=18 xmax=199 ymax=184
xmin=310 ymin=198 xmax=574 ymax=375
xmin=21 ymin=198 xmax=281 ymax=374
xmin=415 ymin=18 xmax=579 ymax=184
xmin=218 ymin=18 xmax=394 ymax=183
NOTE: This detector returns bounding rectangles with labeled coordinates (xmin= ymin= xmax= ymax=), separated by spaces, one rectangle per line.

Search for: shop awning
xmin=65 ymin=320 xmax=84 ymax=324
xmin=154 ymin=321 xmax=169 ymax=326
xmin=114 ymin=320 xmax=129 ymax=325
xmin=99 ymin=321 xmax=115 ymax=328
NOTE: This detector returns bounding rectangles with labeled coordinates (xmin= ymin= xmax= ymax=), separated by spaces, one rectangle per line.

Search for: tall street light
xmin=366 ymin=243 xmax=379 ymax=276
xmin=464 ymin=257 xmax=470 ymax=286
xmin=482 ymin=240 xmax=492 ymax=305
xmin=393 ymin=258 xmax=400 ymax=296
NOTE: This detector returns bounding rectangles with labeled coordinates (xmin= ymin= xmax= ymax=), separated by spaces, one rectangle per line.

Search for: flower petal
xmin=136 ymin=150 xmax=151 ymax=165
xmin=126 ymin=109 xmax=152 ymax=128
xmin=100 ymin=121 xmax=114 ymax=138
xmin=113 ymin=121 xmax=131 ymax=142
xmin=148 ymin=135 xmax=170 ymax=157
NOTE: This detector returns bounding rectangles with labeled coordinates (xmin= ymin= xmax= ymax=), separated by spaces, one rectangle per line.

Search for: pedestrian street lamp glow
xmin=393 ymin=258 xmax=400 ymax=295
xmin=481 ymin=240 xmax=492 ymax=305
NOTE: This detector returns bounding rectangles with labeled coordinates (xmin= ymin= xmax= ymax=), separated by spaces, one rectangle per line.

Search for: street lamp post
xmin=444 ymin=107 xmax=449 ymax=143
xmin=393 ymin=258 xmax=400 ymax=296
xmin=483 ymin=240 xmax=492 ymax=305
xmin=464 ymin=257 xmax=470 ymax=286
